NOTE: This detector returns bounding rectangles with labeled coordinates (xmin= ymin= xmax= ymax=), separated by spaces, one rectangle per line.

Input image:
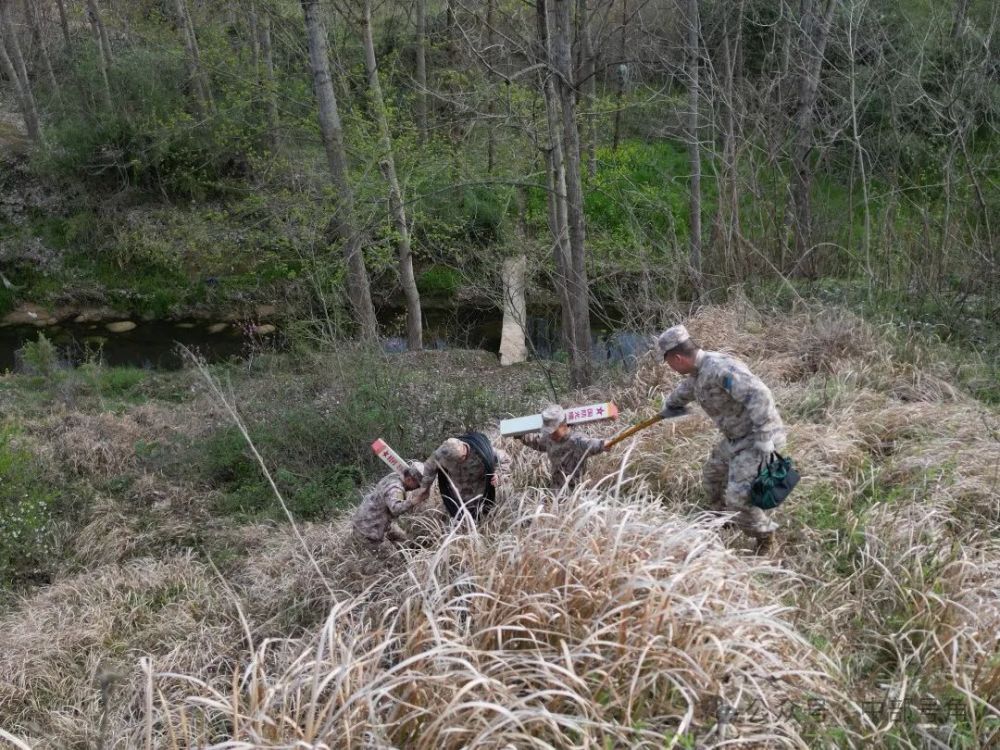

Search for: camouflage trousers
xmin=703 ymin=435 xmax=785 ymax=539
xmin=350 ymin=523 xmax=407 ymax=560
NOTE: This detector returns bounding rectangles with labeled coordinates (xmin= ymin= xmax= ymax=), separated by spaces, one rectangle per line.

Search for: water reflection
xmin=381 ymin=310 xmax=649 ymax=369
xmin=0 ymin=307 xmax=651 ymax=372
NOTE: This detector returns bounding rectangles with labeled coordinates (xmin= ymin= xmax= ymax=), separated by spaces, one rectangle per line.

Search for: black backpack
xmin=438 ymin=432 xmax=497 ymax=521
xmin=750 ymin=452 xmax=800 ymax=510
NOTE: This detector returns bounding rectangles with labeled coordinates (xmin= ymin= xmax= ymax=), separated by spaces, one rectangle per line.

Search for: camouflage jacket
xmin=660 ymin=350 xmax=785 ymax=445
xmin=519 ymin=432 xmax=605 ymax=490
xmin=418 ymin=440 xmax=508 ymax=504
xmin=352 ymin=472 xmax=421 ymax=542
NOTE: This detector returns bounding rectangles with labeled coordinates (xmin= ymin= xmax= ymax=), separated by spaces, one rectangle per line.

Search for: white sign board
xmin=371 ymin=438 xmax=408 ymax=476
xmin=500 ymin=402 xmax=619 ymax=437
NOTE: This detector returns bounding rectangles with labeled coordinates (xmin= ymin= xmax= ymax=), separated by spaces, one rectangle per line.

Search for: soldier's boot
xmin=753 ymin=533 xmax=775 ymax=555
xmin=386 ymin=522 xmax=412 ymax=550
xmin=386 ymin=522 xmax=407 ymax=543
xmin=730 ymin=502 xmax=778 ymax=547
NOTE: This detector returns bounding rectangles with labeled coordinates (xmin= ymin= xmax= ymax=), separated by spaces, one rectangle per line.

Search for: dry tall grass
xmin=1 ymin=304 xmax=997 ymax=748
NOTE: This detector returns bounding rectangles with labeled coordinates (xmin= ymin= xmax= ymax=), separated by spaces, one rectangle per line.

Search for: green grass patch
xmin=0 ymin=426 xmax=62 ymax=589
xmin=93 ymin=366 xmax=147 ymax=398
xmin=417 ymin=265 xmax=462 ymax=297
xmin=792 ymin=482 xmax=849 ymax=532
xmin=0 ymin=285 xmax=16 ymax=316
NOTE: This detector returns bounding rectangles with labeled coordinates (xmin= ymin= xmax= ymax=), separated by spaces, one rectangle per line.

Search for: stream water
xmin=0 ymin=305 xmax=649 ymax=372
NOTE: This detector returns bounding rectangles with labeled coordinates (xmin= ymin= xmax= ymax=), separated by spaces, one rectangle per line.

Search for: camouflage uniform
xmin=518 ymin=405 xmax=605 ymax=491
xmin=659 ymin=341 xmax=786 ymax=539
xmin=418 ymin=438 xmax=507 ymax=520
xmin=352 ymin=471 xmax=422 ymax=549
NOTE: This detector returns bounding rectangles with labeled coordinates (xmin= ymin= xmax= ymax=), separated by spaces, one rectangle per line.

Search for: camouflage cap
xmin=438 ymin=438 xmax=468 ymax=462
xmin=541 ymin=404 xmax=567 ymax=435
xmin=657 ymin=324 xmax=690 ymax=356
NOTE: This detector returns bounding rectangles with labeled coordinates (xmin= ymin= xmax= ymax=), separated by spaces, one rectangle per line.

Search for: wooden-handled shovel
xmin=604 ymin=413 xmax=664 ymax=450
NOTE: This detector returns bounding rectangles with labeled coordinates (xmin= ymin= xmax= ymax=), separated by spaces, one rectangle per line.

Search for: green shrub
xmin=16 ymin=333 xmax=61 ymax=378
xmin=417 ymin=266 xmax=462 ymax=297
xmin=97 ymin=367 xmax=147 ymax=398
xmin=199 ymin=426 xmax=259 ymax=487
xmin=413 ymin=181 xmax=513 ymax=251
xmin=39 ymin=46 xmax=268 ymax=200
xmin=0 ymin=427 xmax=59 ymax=587
xmin=0 ymin=286 xmax=15 ymax=317
xmin=584 ymin=140 xmax=697 ymax=253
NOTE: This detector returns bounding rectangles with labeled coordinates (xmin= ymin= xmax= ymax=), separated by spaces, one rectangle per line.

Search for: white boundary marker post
xmin=371 ymin=438 xmax=409 ymax=475
xmin=500 ymin=402 xmax=619 ymax=437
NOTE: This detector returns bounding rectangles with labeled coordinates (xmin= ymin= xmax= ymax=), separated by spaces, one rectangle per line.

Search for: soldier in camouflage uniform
xmin=351 ymin=462 xmax=425 ymax=554
xmin=516 ymin=405 xmax=608 ymax=492
xmin=657 ymin=325 xmax=786 ymax=547
xmin=413 ymin=437 xmax=507 ymax=521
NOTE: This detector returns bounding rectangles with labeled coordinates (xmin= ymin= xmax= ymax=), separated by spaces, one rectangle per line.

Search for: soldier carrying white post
xmin=657 ymin=324 xmax=787 ymax=550
xmin=351 ymin=461 xmax=426 ymax=555
xmin=516 ymin=405 xmax=608 ymax=492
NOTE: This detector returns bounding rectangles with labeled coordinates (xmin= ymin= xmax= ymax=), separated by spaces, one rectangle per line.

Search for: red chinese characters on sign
xmin=564 ymin=403 xmax=617 ymax=424
xmin=371 ymin=439 xmax=407 ymax=475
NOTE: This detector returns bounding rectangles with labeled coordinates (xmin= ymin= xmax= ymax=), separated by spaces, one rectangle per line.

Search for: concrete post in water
xmin=499 ymin=255 xmax=528 ymax=366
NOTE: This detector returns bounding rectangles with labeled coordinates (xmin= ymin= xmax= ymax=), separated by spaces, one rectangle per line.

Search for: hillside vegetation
xmin=1 ymin=0 xmax=997 ymax=746
xmin=1 ymin=303 xmax=997 ymax=748
xmin=1 ymin=0 xmax=995 ymax=337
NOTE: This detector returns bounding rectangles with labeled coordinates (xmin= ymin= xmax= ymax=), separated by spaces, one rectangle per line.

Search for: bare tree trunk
xmin=84 ymin=0 xmax=114 ymax=109
xmin=173 ymin=0 xmax=213 ymax=116
xmin=22 ymin=0 xmax=59 ymax=93
xmin=361 ymin=0 xmax=423 ymax=350
xmin=184 ymin=0 xmax=215 ymax=112
xmin=845 ymin=0 xmax=872 ymax=287
xmin=548 ymin=0 xmax=592 ymax=387
xmin=85 ymin=0 xmax=113 ymax=67
xmin=247 ymin=0 xmax=261 ymax=74
xmin=259 ymin=11 xmax=279 ymax=149
xmin=442 ymin=0 xmax=455 ymax=64
xmin=415 ymin=0 xmax=428 ymax=143
xmin=0 ymin=12 xmax=44 ymax=144
xmin=55 ymin=0 xmax=72 ymax=52
xmin=951 ymin=0 xmax=969 ymax=40
xmin=711 ymin=0 xmax=745 ymax=278
xmin=537 ymin=0 xmax=577 ymax=359
xmin=686 ymin=0 xmax=702 ymax=294
xmin=577 ymin=0 xmax=597 ymax=177
xmin=612 ymin=0 xmax=626 ymax=151
xmin=789 ymin=0 xmax=837 ymax=275
xmin=300 ymin=0 xmax=378 ymax=342
xmin=485 ymin=0 xmax=495 ymax=171
xmin=546 ymin=124 xmax=577 ymax=357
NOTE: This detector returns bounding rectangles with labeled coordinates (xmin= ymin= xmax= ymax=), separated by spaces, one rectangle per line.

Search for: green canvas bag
xmin=750 ymin=452 xmax=800 ymax=510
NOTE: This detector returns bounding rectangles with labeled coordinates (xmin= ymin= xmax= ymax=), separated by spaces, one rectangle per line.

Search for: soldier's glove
xmin=754 ymin=439 xmax=775 ymax=457
xmin=659 ymin=404 xmax=688 ymax=420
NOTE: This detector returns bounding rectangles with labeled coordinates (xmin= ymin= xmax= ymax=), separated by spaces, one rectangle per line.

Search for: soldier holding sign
xmin=352 ymin=461 xmax=426 ymax=553
xmin=516 ymin=405 xmax=609 ymax=492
